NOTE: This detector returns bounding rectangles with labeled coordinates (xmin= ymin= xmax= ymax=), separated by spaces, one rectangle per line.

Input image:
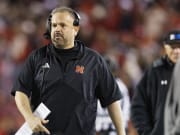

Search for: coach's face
xmin=51 ymin=11 xmax=79 ymax=49
xmin=164 ymin=44 xmax=180 ymax=63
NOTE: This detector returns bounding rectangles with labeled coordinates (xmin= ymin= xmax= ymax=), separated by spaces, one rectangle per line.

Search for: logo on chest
xmin=42 ymin=62 xmax=50 ymax=68
xmin=161 ymin=80 xmax=168 ymax=85
xmin=75 ymin=65 xmax=84 ymax=74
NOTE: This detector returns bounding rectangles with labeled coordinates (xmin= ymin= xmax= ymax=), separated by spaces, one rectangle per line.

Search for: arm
xmin=131 ymin=70 xmax=153 ymax=135
xmin=15 ymin=91 xmax=50 ymax=134
xmin=116 ymin=79 xmax=130 ymax=129
xmin=107 ymin=100 xmax=126 ymax=135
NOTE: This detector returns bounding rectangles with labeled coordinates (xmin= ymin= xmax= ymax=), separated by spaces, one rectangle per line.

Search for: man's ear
xmin=74 ymin=26 xmax=80 ymax=36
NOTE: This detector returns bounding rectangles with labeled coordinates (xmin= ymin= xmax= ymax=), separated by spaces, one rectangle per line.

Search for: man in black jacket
xmin=11 ymin=6 xmax=125 ymax=135
xmin=131 ymin=30 xmax=180 ymax=135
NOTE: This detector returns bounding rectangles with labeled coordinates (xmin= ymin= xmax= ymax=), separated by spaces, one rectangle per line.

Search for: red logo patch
xmin=75 ymin=65 xmax=84 ymax=74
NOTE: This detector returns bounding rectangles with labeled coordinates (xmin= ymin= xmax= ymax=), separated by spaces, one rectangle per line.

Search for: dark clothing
xmin=165 ymin=58 xmax=180 ymax=135
xmin=131 ymin=56 xmax=174 ymax=135
xmin=11 ymin=40 xmax=122 ymax=135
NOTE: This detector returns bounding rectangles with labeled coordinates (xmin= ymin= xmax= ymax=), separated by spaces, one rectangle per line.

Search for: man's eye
xmin=61 ymin=24 xmax=65 ymax=27
xmin=52 ymin=24 xmax=57 ymax=27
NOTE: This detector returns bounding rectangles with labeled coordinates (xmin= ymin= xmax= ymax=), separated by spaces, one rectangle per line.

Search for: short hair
xmin=51 ymin=6 xmax=80 ymax=26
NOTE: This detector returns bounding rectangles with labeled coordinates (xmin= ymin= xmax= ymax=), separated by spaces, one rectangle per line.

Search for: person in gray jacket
xmin=164 ymin=57 xmax=180 ymax=135
xmin=131 ymin=30 xmax=180 ymax=135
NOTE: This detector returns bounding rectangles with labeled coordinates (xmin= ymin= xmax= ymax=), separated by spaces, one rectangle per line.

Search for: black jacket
xmin=11 ymin=40 xmax=121 ymax=135
xmin=131 ymin=56 xmax=174 ymax=135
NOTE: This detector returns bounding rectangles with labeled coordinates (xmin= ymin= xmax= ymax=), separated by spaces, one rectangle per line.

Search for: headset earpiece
xmin=43 ymin=15 xmax=52 ymax=39
xmin=72 ymin=10 xmax=80 ymax=26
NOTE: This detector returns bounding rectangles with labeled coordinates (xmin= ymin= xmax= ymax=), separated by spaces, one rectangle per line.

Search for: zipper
xmin=62 ymin=62 xmax=68 ymax=79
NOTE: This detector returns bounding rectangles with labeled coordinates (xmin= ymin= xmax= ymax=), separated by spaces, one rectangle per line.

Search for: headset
xmin=44 ymin=7 xmax=81 ymax=39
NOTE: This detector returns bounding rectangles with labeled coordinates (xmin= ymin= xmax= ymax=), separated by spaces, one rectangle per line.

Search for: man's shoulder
xmin=27 ymin=45 xmax=48 ymax=62
xmin=76 ymin=40 xmax=99 ymax=55
xmin=142 ymin=57 xmax=164 ymax=76
xmin=84 ymin=46 xmax=101 ymax=57
xmin=152 ymin=57 xmax=164 ymax=68
xmin=84 ymin=47 xmax=106 ymax=66
xmin=34 ymin=45 xmax=47 ymax=53
xmin=32 ymin=45 xmax=47 ymax=56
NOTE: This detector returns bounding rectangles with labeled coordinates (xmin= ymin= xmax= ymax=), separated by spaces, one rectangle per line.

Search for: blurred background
xmin=0 ymin=0 xmax=179 ymax=135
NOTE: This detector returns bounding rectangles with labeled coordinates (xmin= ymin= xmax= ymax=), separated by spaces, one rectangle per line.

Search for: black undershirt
xmin=51 ymin=43 xmax=79 ymax=64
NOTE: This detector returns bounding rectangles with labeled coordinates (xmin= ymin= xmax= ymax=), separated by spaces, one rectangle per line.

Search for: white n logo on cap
xmin=170 ymin=34 xmax=175 ymax=40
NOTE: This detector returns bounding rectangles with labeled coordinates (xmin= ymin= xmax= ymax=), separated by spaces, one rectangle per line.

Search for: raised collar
xmin=47 ymin=40 xmax=85 ymax=60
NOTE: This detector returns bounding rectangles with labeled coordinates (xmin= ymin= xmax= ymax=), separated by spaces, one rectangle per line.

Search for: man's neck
xmin=54 ymin=44 xmax=74 ymax=49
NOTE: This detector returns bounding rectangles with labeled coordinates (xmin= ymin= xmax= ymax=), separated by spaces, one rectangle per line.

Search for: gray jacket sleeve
xmin=164 ymin=59 xmax=180 ymax=135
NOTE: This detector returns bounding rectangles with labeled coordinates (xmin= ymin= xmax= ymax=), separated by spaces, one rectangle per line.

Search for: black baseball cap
xmin=163 ymin=30 xmax=180 ymax=45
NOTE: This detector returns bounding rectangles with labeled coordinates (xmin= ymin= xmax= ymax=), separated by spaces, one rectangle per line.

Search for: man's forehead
xmin=170 ymin=44 xmax=180 ymax=48
xmin=51 ymin=12 xmax=74 ymax=23
xmin=52 ymin=12 xmax=73 ymax=19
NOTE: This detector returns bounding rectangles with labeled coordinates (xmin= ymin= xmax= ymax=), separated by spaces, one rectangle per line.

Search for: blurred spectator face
xmin=164 ymin=44 xmax=180 ymax=63
xmin=144 ymin=7 xmax=168 ymax=40
xmin=50 ymin=11 xmax=79 ymax=49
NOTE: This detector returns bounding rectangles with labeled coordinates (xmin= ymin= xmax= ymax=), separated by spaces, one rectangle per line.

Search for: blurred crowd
xmin=0 ymin=0 xmax=180 ymax=135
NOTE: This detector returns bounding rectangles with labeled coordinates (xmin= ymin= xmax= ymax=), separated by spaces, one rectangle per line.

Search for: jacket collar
xmin=163 ymin=55 xmax=175 ymax=68
xmin=47 ymin=40 xmax=85 ymax=60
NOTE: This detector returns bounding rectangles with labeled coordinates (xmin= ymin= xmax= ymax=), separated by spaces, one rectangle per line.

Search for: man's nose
xmin=55 ymin=25 xmax=62 ymax=32
xmin=174 ymin=48 xmax=180 ymax=52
